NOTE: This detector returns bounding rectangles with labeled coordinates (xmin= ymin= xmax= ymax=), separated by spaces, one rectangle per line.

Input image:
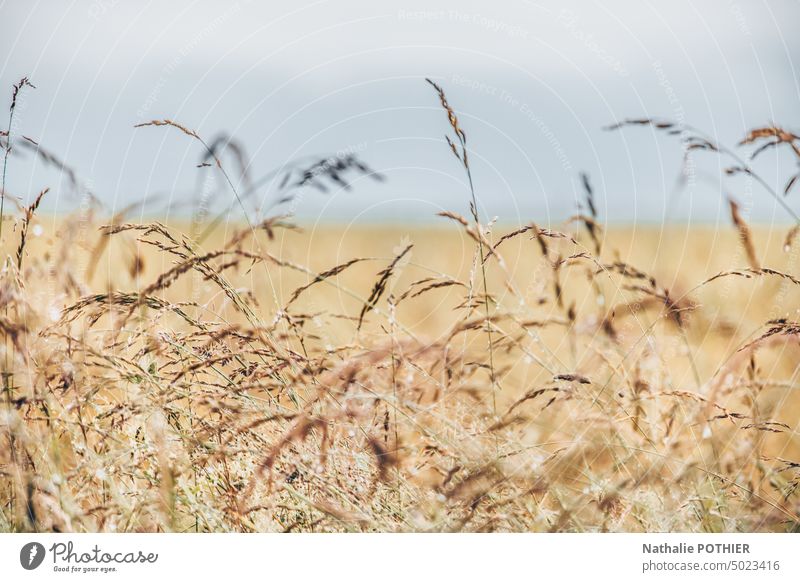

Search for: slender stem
xmin=0 ymin=103 xmax=14 ymax=388
xmin=466 ymin=168 xmax=497 ymax=406
xmin=457 ymin=136 xmax=499 ymax=451
xmin=389 ymin=299 xmax=401 ymax=509
xmin=0 ymin=107 xmax=15 ymax=243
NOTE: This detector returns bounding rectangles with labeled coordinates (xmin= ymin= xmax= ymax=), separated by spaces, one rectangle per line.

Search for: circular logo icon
xmin=20 ymin=542 xmax=46 ymax=570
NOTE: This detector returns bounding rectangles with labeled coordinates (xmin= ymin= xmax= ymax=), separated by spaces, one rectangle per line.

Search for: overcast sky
xmin=1 ymin=0 xmax=799 ymax=225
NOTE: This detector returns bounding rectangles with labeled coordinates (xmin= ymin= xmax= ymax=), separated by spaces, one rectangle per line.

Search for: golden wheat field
xmin=1 ymin=77 xmax=800 ymax=534
xmin=1 ymin=213 xmax=799 ymax=533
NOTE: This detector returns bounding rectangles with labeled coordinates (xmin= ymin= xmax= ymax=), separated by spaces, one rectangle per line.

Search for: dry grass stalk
xmin=15 ymin=187 xmax=47 ymax=272
xmin=729 ymin=198 xmax=761 ymax=270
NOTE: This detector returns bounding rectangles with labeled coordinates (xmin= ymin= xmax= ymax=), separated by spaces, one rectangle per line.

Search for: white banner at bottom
xmin=1 ymin=533 xmax=798 ymax=581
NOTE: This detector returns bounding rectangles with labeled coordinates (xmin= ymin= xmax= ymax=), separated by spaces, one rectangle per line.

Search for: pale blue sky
xmin=1 ymin=0 xmax=799 ymax=225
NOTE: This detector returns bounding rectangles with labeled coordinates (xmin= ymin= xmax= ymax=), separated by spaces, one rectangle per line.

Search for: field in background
xmin=2 ymin=216 xmax=799 ymax=532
